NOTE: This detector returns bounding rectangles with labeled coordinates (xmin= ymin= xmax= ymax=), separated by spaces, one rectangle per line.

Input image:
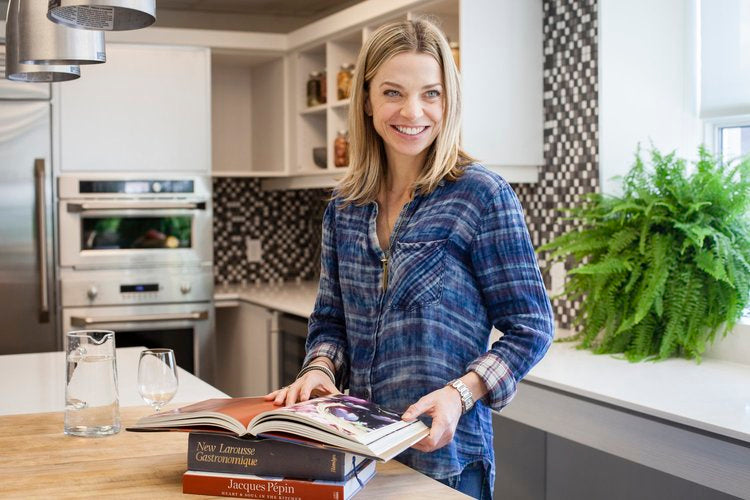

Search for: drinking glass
xmin=137 ymin=348 xmax=179 ymax=411
xmin=64 ymin=330 xmax=120 ymax=437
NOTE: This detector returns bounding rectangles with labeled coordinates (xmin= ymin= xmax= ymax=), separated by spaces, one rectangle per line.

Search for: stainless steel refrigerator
xmin=0 ymin=46 xmax=58 ymax=354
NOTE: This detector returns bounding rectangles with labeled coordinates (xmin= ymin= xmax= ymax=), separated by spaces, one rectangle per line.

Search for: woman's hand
xmin=264 ymin=365 xmax=340 ymax=407
xmin=401 ymin=385 xmax=463 ymax=452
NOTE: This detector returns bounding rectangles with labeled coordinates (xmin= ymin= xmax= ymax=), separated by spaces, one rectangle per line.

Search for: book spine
xmin=183 ymin=473 xmax=345 ymax=500
xmin=187 ymin=433 xmax=350 ymax=481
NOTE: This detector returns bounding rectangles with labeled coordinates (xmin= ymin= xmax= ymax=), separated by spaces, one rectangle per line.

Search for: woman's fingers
xmin=273 ymin=386 xmax=289 ymax=406
xmin=267 ymin=370 xmax=341 ymax=407
xmin=285 ymin=383 xmax=302 ymax=407
xmin=263 ymin=389 xmax=280 ymax=401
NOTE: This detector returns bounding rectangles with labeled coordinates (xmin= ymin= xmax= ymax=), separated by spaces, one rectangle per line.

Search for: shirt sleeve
xmin=303 ymin=201 xmax=349 ymax=385
xmin=467 ymin=183 xmax=554 ymax=411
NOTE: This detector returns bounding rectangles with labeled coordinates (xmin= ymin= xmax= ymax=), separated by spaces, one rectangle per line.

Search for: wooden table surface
xmin=0 ymin=406 xmax=468 ymax=499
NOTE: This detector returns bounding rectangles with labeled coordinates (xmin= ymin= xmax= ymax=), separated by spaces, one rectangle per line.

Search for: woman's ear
xmin=364 ymin=93 xmax=372 ymax=116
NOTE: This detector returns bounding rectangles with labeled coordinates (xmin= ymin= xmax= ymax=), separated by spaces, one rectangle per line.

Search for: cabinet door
xmin=215 ymin=303 xmax=272 ymax=397
xmin=58 ymin=43 xmax=210 ymax=173
xmin=460 ymin=0 xmax=543 ymax=172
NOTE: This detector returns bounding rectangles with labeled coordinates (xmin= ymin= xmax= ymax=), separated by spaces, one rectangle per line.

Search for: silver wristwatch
xmin=447 ymin=378 xmax=475 ymax=414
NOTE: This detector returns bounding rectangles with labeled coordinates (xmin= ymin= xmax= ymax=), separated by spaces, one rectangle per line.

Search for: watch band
xmin=447 ymin=378 xmax=475 ymax=414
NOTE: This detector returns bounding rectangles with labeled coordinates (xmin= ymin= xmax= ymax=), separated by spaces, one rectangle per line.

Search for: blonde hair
xmin=335 ymin=18 xmax=475 ymax=205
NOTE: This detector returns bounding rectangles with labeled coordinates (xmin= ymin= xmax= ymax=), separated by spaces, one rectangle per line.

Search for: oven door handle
xmin=67 ymin=201 xmax=207 ymax=212
xmin=70 ymin=310 xmax=209 ymax=327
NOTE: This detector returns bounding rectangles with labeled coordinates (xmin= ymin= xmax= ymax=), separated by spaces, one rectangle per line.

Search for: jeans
xmin=437 ymin=461 xmax=493 ymax=500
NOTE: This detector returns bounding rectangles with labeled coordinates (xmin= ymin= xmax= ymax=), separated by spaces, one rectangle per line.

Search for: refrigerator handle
xmin=34 ymin=159 xmax=50 ymax=323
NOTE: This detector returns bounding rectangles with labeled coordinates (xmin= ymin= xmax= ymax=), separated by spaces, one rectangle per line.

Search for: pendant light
xmin=15 ymin=0 xmax=105 ymax=66
xmin=4 ymin=1 xmax=81 ymax=82
xmin=47 ymin=0 xmax=156 ymax=31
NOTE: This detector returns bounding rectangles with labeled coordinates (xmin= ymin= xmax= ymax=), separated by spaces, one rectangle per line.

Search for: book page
xmin=258 ymin=395 xmax=405 ymax=440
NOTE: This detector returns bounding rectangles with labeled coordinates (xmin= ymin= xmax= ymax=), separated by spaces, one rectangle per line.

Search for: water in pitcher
xmin=64 ymin=331 xmax=121 ymax=437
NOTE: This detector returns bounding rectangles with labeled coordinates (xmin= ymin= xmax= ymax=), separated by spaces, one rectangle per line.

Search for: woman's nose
xmin=400 ymin=96 xmax=423 ymax=120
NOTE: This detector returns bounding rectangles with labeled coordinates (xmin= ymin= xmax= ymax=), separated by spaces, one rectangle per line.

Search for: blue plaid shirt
xmin=304 ymin=164 xmax=554 ymax=481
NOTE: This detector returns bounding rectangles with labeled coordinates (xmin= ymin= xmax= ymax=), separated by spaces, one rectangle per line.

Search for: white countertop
xmin=0 ymin=347 xmax=227 ymax=416
xmin=215 ymin=281 xmax=750 ymax=444
xmin=215 ymin=280 xmax=319 ymax=317
xmin=525 ymin=342 xmax=750 ymax=443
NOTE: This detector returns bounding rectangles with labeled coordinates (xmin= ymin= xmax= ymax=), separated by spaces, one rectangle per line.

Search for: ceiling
xmin=0 ymin=1 xmax=367 ymax=32
xmin=158 ymin=0 xmax=362 ymax=18
xmin=155 ymin=0 xmax=367 ymax=32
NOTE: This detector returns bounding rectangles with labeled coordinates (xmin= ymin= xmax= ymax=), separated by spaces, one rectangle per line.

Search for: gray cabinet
xmin=492 ymin=410 xmax=743 ymax=500
xmin=215 ymin=303 xmax=273 ymax=397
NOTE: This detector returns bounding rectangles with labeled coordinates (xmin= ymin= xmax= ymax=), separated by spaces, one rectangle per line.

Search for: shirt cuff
xmin=303 ymin=341 xmax=346 ymax=377
xmin=467 ymin=352 xmax=518 ymax=412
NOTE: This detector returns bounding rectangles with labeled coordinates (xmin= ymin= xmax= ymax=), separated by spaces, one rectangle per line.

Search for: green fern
xmin=540 ymin=146 xmax=750 ymax=361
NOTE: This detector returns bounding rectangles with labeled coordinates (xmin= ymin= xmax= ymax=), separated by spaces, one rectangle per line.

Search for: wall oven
xmin=57 ymin=174 xmax=216 ymax=383
xmin=60 ymin=267 xmax=215 ymax=381
xmin=58 ymin=175 xmax=212 ymax=270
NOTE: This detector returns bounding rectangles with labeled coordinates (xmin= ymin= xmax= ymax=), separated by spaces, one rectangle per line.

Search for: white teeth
xmin=395 ymin=126 xmax=426 ymax=135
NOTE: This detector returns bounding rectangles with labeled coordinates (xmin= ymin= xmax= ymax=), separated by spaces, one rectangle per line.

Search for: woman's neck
xmin=384 ymin=150 xmax=426 ymax=197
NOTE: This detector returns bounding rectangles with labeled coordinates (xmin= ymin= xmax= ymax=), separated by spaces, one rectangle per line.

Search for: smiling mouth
xmin=392 ymin=125 xmax=428 ymax=136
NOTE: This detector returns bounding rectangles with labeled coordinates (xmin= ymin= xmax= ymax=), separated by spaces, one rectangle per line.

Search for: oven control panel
xmin=60 ymin=268 xmax=214 ymax=307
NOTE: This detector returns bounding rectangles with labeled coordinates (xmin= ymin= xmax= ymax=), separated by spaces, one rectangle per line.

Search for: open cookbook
xmin=128 ymin=394 xmax=429 ymax=462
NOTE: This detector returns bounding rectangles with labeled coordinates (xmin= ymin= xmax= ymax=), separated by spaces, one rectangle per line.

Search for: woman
xmin=265 ymin=19 xmax=554 ymax=499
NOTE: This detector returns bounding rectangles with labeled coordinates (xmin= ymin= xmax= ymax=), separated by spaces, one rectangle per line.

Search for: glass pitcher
xmin=64 ymin=330 xmax=120 ymax=437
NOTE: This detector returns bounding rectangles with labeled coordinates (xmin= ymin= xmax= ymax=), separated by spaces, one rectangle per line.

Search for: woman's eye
xmin=425 ymin=90 xmax=441 ymax=98
xmin=384 ymin=89 xmax=400 ymax=97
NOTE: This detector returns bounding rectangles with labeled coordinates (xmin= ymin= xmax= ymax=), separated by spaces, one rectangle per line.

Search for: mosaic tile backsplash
xmin=213 ymin=0 xmax=599 ymax=329
xmin=212 ymin=178 xmax=328 ymax=285
xmin=515 ymin=0 xmax=599 ymax=329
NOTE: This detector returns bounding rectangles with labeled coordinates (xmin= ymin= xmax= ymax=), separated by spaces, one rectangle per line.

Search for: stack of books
xmin=130 ymin=394 xmax=429 ymax=499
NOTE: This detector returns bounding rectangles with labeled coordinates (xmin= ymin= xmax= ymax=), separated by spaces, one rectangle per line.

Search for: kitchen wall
xmin=213 ymin=0 xmax=600 ymax=330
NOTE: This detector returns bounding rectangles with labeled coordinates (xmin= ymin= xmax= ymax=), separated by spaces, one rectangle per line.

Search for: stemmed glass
xmin=137 ymin=348 xmax=178 ymax=411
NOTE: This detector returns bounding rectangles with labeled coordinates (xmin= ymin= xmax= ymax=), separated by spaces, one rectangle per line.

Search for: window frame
xmin=703 ymin=113 xmax=750 ymax=161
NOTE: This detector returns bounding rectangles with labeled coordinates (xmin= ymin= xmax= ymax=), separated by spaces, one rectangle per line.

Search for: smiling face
xmin=366 ymin=51 xmax=444 ymax=170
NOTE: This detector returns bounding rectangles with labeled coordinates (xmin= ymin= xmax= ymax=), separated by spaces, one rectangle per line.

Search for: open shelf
xmin=211 ymin=50 xmax=285 ymax=176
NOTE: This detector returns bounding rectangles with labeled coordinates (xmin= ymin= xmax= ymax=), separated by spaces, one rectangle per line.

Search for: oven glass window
xmin=114 ymin=327 xmax=195 ymax=374
xmin=81 ymin=216 xmax=192 ymax=250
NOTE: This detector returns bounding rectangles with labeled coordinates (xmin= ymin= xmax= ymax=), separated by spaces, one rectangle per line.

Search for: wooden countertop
xmin=0 ymin=406 xmax=468 ymax=499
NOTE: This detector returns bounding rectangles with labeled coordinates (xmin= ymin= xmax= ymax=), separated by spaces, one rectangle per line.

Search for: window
xmin=719 ymin=125 xmax=750 ymax=162
xmin=704 ymin=115 xmax=750 ymax=164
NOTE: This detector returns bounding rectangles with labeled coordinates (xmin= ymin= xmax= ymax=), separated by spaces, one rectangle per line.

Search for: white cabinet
xmin=215 ymin=302 xmax=273 ymax=397
xmin=58 ymin=43 xmax=211 ymax=173
xmin=54 ymin=0 xmax=542 ymax=183
xmin=460 ymin=0 xmax=543 ymax=181
xmin=279 ymin=0 xmax=542 ymax=187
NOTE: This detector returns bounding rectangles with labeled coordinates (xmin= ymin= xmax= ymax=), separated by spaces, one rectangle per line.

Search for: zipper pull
xmin=381 ymin=257 xmax=389 ymax=291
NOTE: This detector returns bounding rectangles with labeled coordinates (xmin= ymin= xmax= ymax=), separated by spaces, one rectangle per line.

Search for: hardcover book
xmin=182 ymin=460 xmax=376 ymax=500
xmin=130 ymin=394 xmax=428 ymax=462
xmin=187 ymin=431 xmax=368 ymax=481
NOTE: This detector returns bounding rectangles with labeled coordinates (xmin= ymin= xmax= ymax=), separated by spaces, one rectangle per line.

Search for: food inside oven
xmin=81 ymin=216 xmax=192 ymax=250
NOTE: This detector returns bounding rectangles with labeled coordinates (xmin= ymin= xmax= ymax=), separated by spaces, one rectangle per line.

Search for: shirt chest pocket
xmin=388 ymin=239 xmax=447 ymax=311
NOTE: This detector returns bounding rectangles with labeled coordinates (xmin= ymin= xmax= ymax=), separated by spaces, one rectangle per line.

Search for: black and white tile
xmin=514 ymin=0 xmax=599 ymax=329
xmin=212 ymin=178 xmax=328 ymax=286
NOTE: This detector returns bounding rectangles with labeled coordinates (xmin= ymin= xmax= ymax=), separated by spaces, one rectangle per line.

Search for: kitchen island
xmin=0 ymin=347 xmax=468 ymax=499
